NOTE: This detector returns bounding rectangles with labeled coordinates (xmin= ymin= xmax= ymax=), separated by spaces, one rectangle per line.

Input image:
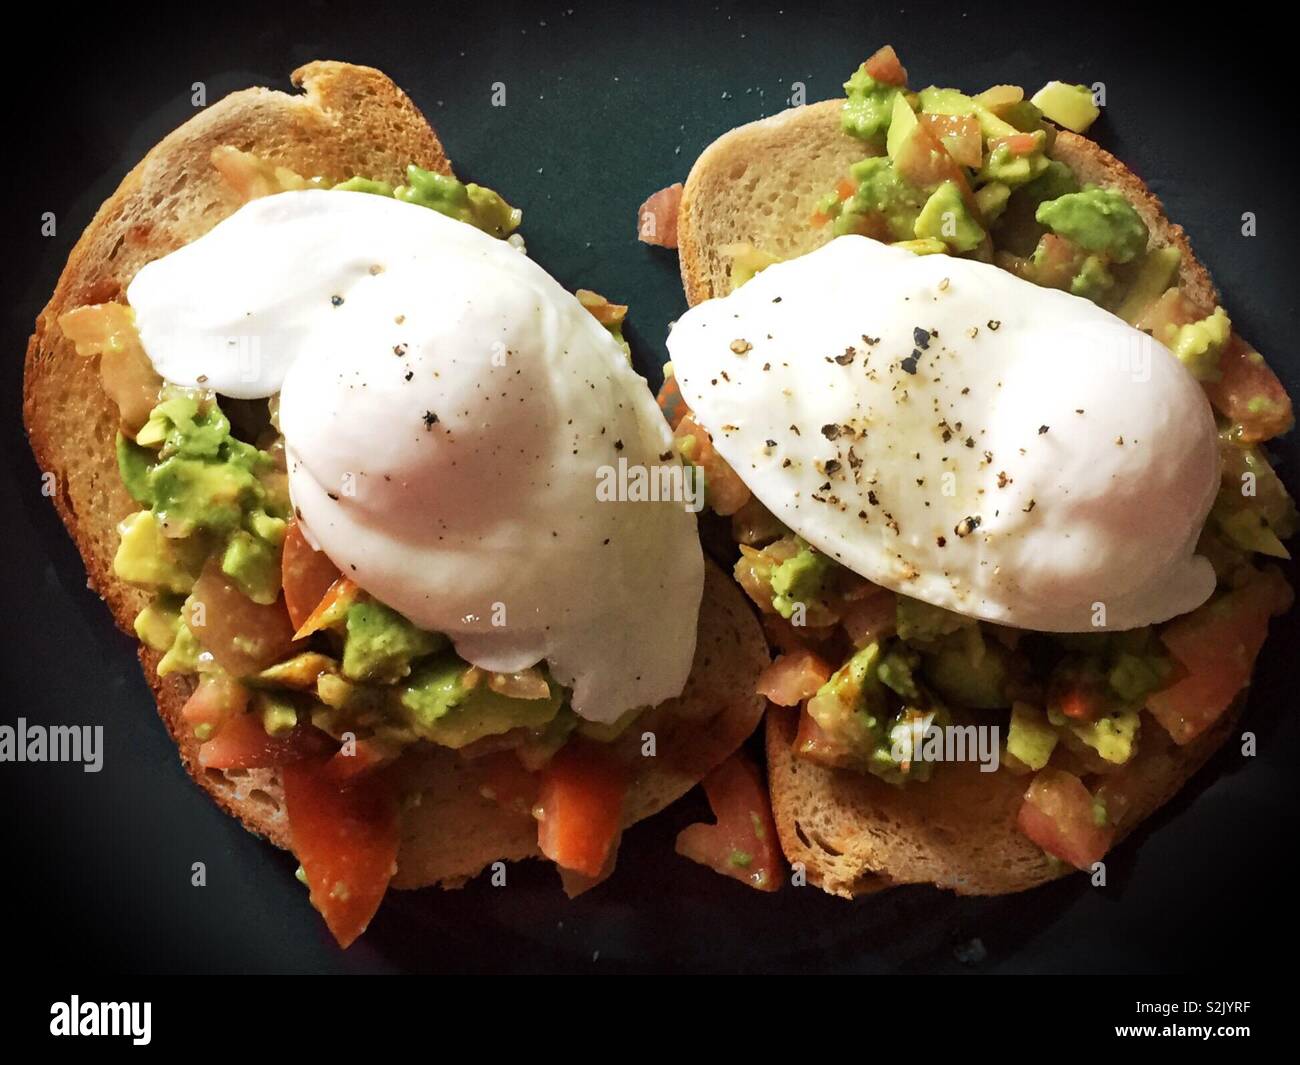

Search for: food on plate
xmin=658 ymin=45 xmax=1294 ymax=896
xmin=25 ymin=62 xmax=768 ymax=946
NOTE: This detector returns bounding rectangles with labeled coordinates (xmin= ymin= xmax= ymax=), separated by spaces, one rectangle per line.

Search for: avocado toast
xmin=24 ymin=62 xmax=769 ymax=945
xmin=662 ymin=48 xmax=1295 ymax=897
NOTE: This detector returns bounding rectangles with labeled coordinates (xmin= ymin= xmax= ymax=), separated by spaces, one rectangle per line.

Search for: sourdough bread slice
xmin=25 ymin=63 xmax=768 ymax=890
xmin=678 ymin=98 xmax=1244 ymax=895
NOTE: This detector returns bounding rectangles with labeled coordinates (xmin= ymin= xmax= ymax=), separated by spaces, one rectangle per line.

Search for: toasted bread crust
xmin=24 ymin=65 xmax=769 ymax=893
xmin=679 ymin=100 xmax=1253 ymax=895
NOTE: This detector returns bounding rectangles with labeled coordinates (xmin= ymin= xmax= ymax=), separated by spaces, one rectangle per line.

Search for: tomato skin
xmin=292 ymin=576 xmax=359 ymax=640
xmin=636 ymin=183 xmax=683 ymax=248
xmin=180 ymin=673 xmax=248 ymax=734
xmin=282 ymin=760 xmax=399 ymax=949
xmin=863 ymin=44 xmax=908 ymax=87
xmin=198 ymin=710 xmax=335 ymax=770
xmin=918 ymin=112 xmax=982 ymax=168
xmin=536 ymin=740 xmax=627 ymax=878
xmin=281 ymin=522 xmax=341 ymax=632
xmin=1147 ymin=567 xmax=1293 ymax=744
xmin=1017 ymin=768 xmax=1113 ymax=870
xmin=1205 ymin=335 xmax=1294 ymax=444
xmin=656 ymin=375 xmax=687 ymax=431
xmin=675 ymin=752 xmax=783 ymax=892
xmin=756 ymin=649 xmax=833 ymax=706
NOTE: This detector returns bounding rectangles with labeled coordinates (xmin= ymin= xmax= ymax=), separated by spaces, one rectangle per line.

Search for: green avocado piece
xmin=220 ymin=530 xmax=282 ymax=606
xmin=1108 ymin=651 xmax=1171 ymax=703
xmin=1167 ymin=306 xmax=1232 ymax=381
xmin=1035 ymin=185 xmax=1149 ymax=264
xmin=1030 ymin=82 xmax=1100 ymax=134
xmin=113 ymin=511 xmax=204 ymax=595
xmin=1062 ymin=708 xmax=1141 ymax=765
xmin=398 ymin=654 xmax=563 ymax=748
xmin=1114 ymin=246 xmax=1182 ymax=325
xmin=116 ymin=433 xmax=154 ymax=504
xmin=914 ymin=180 xmax=986 ymax=253
xmin=807 ymin=643 xmax=889 ymax=753
xmin=977 ymin=133 xmax=1050 ymax=189
xmin=1070 ymin=253 xmax=1116 ymax=303
xmin=895 ymin=595 xmax=974 ymax=642
xmin=341 ymin=600 xmax=446 ymax=685
xmin=1006 ymin=702 xmax=1058 ymax=771
xmin=842 ymin=156 xmax=927 ymax=241
xmin=769 ymin=540 xmax=834 ymax=619
xmin=336 ymin=164 xmax=521 ymax=238
xmin=922 ymin=629 xmax=1012 ymax=709
xmin=842 ymin=64 xmax=906 ymax=143
xmin=134 ymin=597 xmax=182 ymax=653
xmin=917 ymin=85 xmax=1018 ymax=140
xmin=877 ymin=643 xmax=922 ymax=701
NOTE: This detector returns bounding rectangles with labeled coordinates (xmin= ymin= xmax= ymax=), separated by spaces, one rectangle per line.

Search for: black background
xmin=1 ymin=0 xmax=1297 ymax=975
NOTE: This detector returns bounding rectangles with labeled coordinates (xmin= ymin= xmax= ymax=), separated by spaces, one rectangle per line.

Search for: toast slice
xmin=24 ymin=63 xmax=768 ymax=891
xmin=677 ymin=99 xmax=1244 ymax=896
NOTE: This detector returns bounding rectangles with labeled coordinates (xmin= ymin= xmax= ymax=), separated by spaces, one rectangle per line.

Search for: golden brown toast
xmin=676 ymin=97 xmax=1248 ymax=896
xmin=24 ymin=62 xmax=769 ymax=891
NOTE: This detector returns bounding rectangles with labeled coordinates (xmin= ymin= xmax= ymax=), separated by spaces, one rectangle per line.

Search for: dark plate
xmin=2 ymin=0 xmax=1296 ymax=974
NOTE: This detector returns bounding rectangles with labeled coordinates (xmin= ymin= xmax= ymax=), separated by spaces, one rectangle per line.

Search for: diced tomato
xmin=793 ymin=704 xmax=857 ymax=769
xmin=198 ymin=710 xmax=336 ymax=770
xmin=1134 ymin=286 xmax=1207 ymax=336
xmin=840 ymin=587 xmax=897 ymax=648
xmin=293 ymin=576 xmax=360 ymax=640
xmin=1147 ymin=567 xmax=1293 ymax=744
xmin=1205 ymin=335 xmax=1294 ymax=444
xmin=810 ymin=209 xmax=832 ymax=228
xmin=189 ymin=561 xmax=300 ymax=677
xmin=989 ymin=133 xmax=1041 ymax=158
xmin=895 ymin=121 xmax=977 ymax=208
xmin=282 ymin=760 xmax=399 ymax=949
xmin=756 ymin=649 xmax=833 ymax=706
xmin=281 ymin=522 xmax=342 ymax=632
xmin=536 ymin=740 xmax=627 ymax=878
xmin=1047 ymin=660 xmax=1111 ymax=722
xmin=675 ymin=752 xmax=783 ymax=892
xmin=180 ymin=673 xmax=249 ymax=735
xmin=863 ymin=44 xmax=908 ymax=87
xmin=656 ymin=375 xmax=687 ymax=430
xmin=637 ymin=182 xmax=683 ymax=248
xmin=558 ymin=833 xmax=622 ymax=898
xmin=918 ymin=113 xmax=983 ymax=169
xmin=761 ymin=614 xmax=835 ymax=654
xmin=674 ymin=412 xmax=752 ymax=516
xmin=1024 ymin=233 xmax=1083 ymax=290
xmin=476 ymin=750 xmax=541 ymax=817
xmin=323 ymin=736 xmax=401 ymax=783
xmin=1017 ymin=768 xmax=1114 ymax=870
xmin=836 ymin=176 xmax=858 ymax=202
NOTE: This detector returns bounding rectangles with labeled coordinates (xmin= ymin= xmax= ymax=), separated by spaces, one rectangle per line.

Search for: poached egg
xmin=127 ymin=189 xmax=704 ymax=722
xmin=667 ymin=235 xmax=1219 ymax=632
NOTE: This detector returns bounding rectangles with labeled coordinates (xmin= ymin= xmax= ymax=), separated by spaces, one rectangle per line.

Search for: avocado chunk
xmin=922 ymin=629 xmax=1012 ymax=709
xmin=1054 ymin=707 xmax=1141 ymax=765
xmin=885 ymin=91 xmax=920 ymax=161
xmin=841 ymin=156 xmax=928 ymax=240
xmin=1030 ymin=81 xmax=1100 ymax=134
xmin=842 ymin=64 xmax=906 ymax=143
xmin=1035 ymin=185 xmax=1148 ymax=264
xmin=1006 ymin=702 xmax=1058 ymax=771
xmin=807 ymin=643 xmax=890 ymax=755
xmin=113 ymin=511 xmax=205 ymax=595
xmin=336 ymin=164 xmax=521 ymax=238
xmin=116 ymin=433 xmax=154 ymax=505
xmin=220 ymin=530 xmax=281 ymax=606
xmin=398 ymin=654 xmax=563 ymax=748
xmin=341 ymin=600 xmax=447 ymax=685
xmin=914 ymin=180 xmax=986 ymax=253
xmin=769 ymin=539 xmax=835 ymax=619
xmin=1166 ymin=306 xmax=1232 ymax=382
xmin=917 ymin=85 xmax=1018 ymax=140
xmin=977 ymin=131 xmax=1050 ymax=189
xmin=1114 ymin=246 xmax=1182 ymax=325
xmin=134 ymin=597 xmax=182 ymax=652
xmin=895 ymin=594 xmax=973 ymax=642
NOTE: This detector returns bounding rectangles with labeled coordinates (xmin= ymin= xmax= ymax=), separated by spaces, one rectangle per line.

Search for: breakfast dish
xmin=23 ymin=62 xmax=768 ymax=946
xmin=658 ymin=47 xmax=1294 ymax=896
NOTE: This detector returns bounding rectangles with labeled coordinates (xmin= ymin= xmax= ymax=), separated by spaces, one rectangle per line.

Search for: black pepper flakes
xmin=955 ymin=515 xmax=982 ymax=537
xmin=1038 ymin=425 xmax=1050 ymax=435
xmin=330 ymin=295 xmax=344 ymax=307
xmin=900 ymin=351 xmax=921 ymax=375
xmin=393 ymin=343 xmax=408 ymax=357
xmin=987 ymin=319 xmax=1001 ymax=331
xmin=821 ymin=424 xmax=842 ymax=441
xmin=913 ymin=327 xmax=932 ymax=350
xmin=422 ymin=410 xmax=439 ymax=430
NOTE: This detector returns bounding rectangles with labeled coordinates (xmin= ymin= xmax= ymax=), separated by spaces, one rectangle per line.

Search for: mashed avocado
xmin=335 ymin=164 xmax=521 ymax=239
xmin=342 ymin=600 xmax=447 ymax=685
xmin=398 ymin=655 xmax=563 ymax=748
xmin=1035 ymin=185 xmax=1148 ymax=264
xmin=1165 ymin=306 xmax=1231 ymax=381
xmin=837 ymin=157 xmax=928 ymax=240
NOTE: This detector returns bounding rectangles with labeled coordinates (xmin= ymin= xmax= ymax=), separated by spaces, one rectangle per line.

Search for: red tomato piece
xmin=637 ymin=182 xmax=683 ymax=248
xmin=282 ymin=761 xmax=400 ymax=949
xmin=674 ymin=412 xmax=752 ymax=516
xmin=863 ymin=44 xmax=908 ymax=87
xmin=656 ymin=375 xmax=688 ymax=431
xmin=281 ymin=522 xmax=342 ymax=632
xmin=1147 ymin=567 xmax=1293 ymax=744
xmin=536 ymin=740 xmax=627 ymax=878
xmin=918 ymin=112 xmax=983 ymax=168
xmin=756 ymin=649 xmax=833 ymax=707
xmin=840 ymin=587 xmax=897 ymax=648
xmin=198 ymin=710 xmax=335 ymax=770
xmin=1017 ymin=768 xmax=1114 ymax=870
xmin=292 ymin=576 xmax=359 ymax=640
xmin=180 ymin=673 xmax=249 ymax=735
xmin=1205 ymin=335 xmax=1294 ymax=444
xmin=675 ymin=752 xmax=783 ymax=892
